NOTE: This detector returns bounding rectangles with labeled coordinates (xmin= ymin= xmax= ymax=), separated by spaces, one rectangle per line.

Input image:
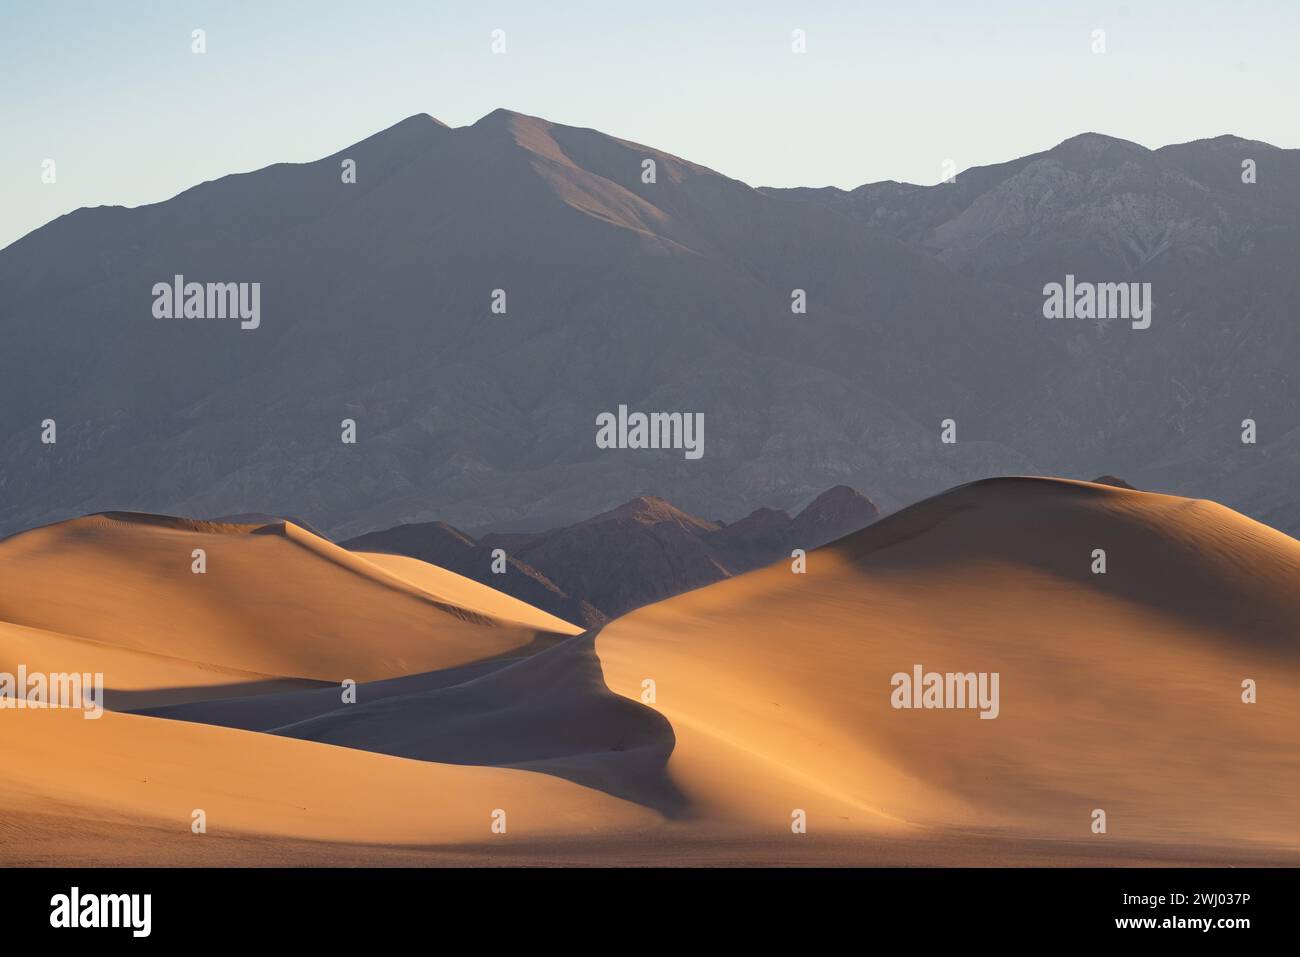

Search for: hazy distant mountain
xmin=764 ymin=133 xmax=1300 ymax=281
xmin=767 ymin=130 xmax=1300 ymax=528
xmin=345 ymin=485 xmax=879 ymax=621
xmin=343 ymin=518 xmax=606 ymax=629
xmin=1 ymin=111 xmax=1297 ymax=539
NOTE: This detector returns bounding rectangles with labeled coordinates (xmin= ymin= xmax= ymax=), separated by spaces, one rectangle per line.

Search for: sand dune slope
xmin=594 ymin=477 xmax=1300 ymax=848
xmin=356 ymin=551 xmax=582 ymax=635
xmin=0 ymin=707 xmax=658 ymax=849
xmin=3 ymin=478 xmax=1299 ymax=864
xmin=0 ymin=513 xmax=634 ymax=859
xmin=0 ymin=619 xmax=324 ymax=712
xmin=0 ymin=513 xmax=578 ymax=689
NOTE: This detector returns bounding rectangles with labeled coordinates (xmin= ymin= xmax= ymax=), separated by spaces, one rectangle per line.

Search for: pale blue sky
xmin=2 ymin=0 xmax=1296 ymax=249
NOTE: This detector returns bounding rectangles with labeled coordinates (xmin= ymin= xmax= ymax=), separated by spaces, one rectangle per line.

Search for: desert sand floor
xmin=2 ymin=479 xmax=1299 ymax=865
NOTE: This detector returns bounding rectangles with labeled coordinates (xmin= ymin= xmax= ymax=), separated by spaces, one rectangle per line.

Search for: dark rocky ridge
xmin=344 ymin=485 xmax=879 ymax=623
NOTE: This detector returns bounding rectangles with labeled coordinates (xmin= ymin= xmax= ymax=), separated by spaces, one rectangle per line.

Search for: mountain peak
xmin=476 ymin=107 xmax=524 ymax=122
xmin=1046 ymin=131 xmax=1150 ymax=160
xmin=471 ymin=107 xmax=550 ymax=131
xmin=362 ymin=112 xmax=448 ymax=140
xmin=791 ymin=486 xmax=879 ymax=547
xmin=1158 ymin=132 xmax=1272 ymax=152
xmin=401 ymin=112 xmax=448 ymax=129
xmin=598 ymin=495 xmax=716 ymax=529
xmin=336 ymin=112 xmax=451 ymax=165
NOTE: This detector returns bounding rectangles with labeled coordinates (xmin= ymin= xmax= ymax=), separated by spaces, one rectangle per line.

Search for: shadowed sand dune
xmin=275 ymin=635 xmax=686 ymax=815
xmin=129 ymin=659 xmax=516 ymax=732
xmin=2 ymin=478 xmax=1299 ymax=864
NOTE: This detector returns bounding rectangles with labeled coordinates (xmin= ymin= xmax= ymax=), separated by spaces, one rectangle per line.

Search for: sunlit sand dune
xmin=357 ymin=550 xmax=582 ymax=635
xmin=0 ymin=707 xmax=659 ymax=849
xmin=0 ymin=513 xmax=577 ymax=690
xmin=2 ymin=479 xmax=1299 ymax=865
xmin=594 ymin=477 xmax=1300 ymax=849
xmin=0 ymin=619 xmax=321 ymax=711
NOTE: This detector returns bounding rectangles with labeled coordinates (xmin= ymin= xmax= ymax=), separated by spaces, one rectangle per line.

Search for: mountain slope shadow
xmin=272 ymin=631 xmax=688 ymax=817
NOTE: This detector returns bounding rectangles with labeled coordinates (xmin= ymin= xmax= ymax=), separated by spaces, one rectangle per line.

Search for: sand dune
xmin=0 ymin=513 xmax=577 ymax=692
xmin=0 ymin=619 xmax=324 ymax=712
xmin=0 ymin=707 xmax=659 ymax=849
xmin=594 ymin=477 xmax=1300 ymax=847
xmin=356 ymin=550 xmax=582 ymax=635
xmin=3 ymin=478 xmax=1299 ymax=864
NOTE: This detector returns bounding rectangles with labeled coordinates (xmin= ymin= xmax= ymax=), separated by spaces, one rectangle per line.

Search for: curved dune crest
xmin=594 ymin=477 xmax=1300 ymax=847
xmin=357 ymin=551 xmax=583 ymax=635
xmin=273 ymin=634 xmax=685 ymax=815
xmin=832 ymin=476 xmax=1300 ymax=641
xmin=0 ymin=512 xmax=574 ymax=686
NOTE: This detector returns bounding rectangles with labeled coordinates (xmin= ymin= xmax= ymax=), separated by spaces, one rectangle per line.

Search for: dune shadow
xmin=123 ymin=630 xmax=687 ymax=817
xmin=115 ymin=631 xmax=566 ymax=724
xmin=108 ymin=677 xmax=334 ymax=713
xmin=121 ymin=660 xmax=515 ymax=730
xmin=269 ymin=630 xmax=688 ymax=817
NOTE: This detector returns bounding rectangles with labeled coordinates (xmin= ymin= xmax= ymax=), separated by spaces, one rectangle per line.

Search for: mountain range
xmin=2 ymin=110 xmax=1297 ymax=540
xmin=342 ymin=484 xmax=879 ymax=625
